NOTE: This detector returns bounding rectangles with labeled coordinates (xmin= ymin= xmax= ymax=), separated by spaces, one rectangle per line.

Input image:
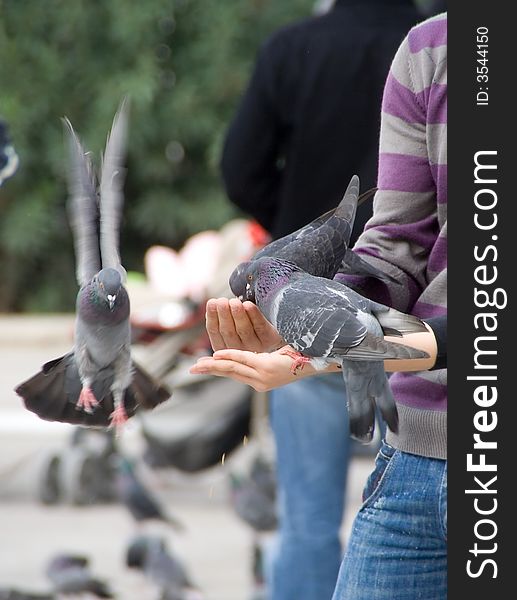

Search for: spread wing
xmin=63 ymin=117 xmax=101 ymax=287
xmin=99 ymin=97 xmax=129 ymax=281
xmin=255 ymin=176 xmax=362 ymax=280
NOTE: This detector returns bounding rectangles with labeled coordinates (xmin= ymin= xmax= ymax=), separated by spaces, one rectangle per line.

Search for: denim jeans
xmin=266 ymin=373 xmax=351 ymax=600
xmin=332 ymin=441 xmax=447 ymax=600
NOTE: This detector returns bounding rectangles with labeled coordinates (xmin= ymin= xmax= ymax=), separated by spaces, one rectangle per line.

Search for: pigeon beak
xmin=107 ymin=294 xmax=116 ymax=310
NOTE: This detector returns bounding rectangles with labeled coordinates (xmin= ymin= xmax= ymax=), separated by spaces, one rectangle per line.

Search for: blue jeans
xmin=267 ymin=373 xmax=351 ymax=600
xmin=332 ymin=441 xmax=447 ymax=600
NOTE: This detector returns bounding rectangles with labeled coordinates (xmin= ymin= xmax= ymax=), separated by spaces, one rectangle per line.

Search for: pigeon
xmin=229 ymin=175 xmax=396 ymax=299
xmin=125 ymin=534 xmax=167 ymax=569
xmin=249 ymin=453 xmax=277 ymax=501
xmin=143 ymin=538 xmax=196 ymax=592
xmin=229 ymin=471 xmax=277 ymax=532
xmin=0 ymin=589 xmax=54 ymax=600
xmin=125 ymin=535 xmax=199 ymax=599
xmin=15 ymin=99 xmax=170 ymax=428
xmin=46 ymin=554 xmax=114 ymax=598
xmin=228 ymin=452 xmax=277 ymax=531
xmin=240 ymin=257 xmax=429 ymax=442
xmin=113 ymin=455 xmax=185 ymax=532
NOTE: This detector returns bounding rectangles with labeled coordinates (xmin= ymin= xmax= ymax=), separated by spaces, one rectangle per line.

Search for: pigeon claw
xmin=109 ymin=404 xmax=128 ymax=432
xmin=279 ymin=348 xmax=311 ymax=375
xmin=76 ymin=386 xmax=99 ymax=413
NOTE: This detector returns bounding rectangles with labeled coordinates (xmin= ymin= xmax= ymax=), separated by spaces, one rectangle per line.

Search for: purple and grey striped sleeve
xmin=335 ymin=15 xmax=448 ymax=458
xmin=336 ymin=14 xmax=447 ymax=321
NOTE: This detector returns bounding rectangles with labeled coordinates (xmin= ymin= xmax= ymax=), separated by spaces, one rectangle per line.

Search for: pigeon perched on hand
xmin=229 ymin=175 xmax=395 ymax=299
xmin=240 ymin=257 xmax=429 ymax=442
xmin=45 ymin=553 xmax=114 ymax=598
xmin=15 ymin=99 xmax=170 ymax=428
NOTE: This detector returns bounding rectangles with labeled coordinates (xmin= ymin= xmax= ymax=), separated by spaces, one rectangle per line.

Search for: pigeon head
xmin=243 ymin=257 xmax=301 ymax=304
xmin=94 ymin=268 xmax=123 ymax=310
xmin=229 ymin=261 xmax=251 ymax=300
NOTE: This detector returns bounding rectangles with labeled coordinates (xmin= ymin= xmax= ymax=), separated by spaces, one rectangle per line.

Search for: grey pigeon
xmin=240 ymin=257 xmax=429 ymax=442
xmin=0 ymin=589 xmax=54 ymax=600
xmin=114 ymin=455 xmax=185 ymax=532
xmin=15 ymin=100 xmax=170 ymax=428
xmin=228 ymin=452 xmax=277 ymax=531
xmin=249 ymin=453 xmax=277 ymax=501
xmin=46 ymin=554 xmax=114 ymax=598
xmin=126 ymin=535 xmax=198 ymax=598
xmin=229 ymin=471 xmax=277 ymax=532
xmin=125 ymin=534 xmax=167 ymax=569
xmin=144 ymin=538 xmax=195 ymax=591
xmin=229 ymin=175 xmax=396 ymax=298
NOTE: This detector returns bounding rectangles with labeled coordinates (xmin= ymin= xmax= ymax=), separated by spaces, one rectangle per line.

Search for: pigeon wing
xmin=253 ymin=178 xmax=375 ymax=264
xmin=263 ymin=175 xmax=361 ymax=279
xmin=338 ymin=249 xmax=401 ymax=285
xmin=271 ymin=277 xmax=368 ymax=357
xmin=63 ymin=118 xmax=101 ymax=286
xmin=99 ymin=97 xmax=129 ymax=280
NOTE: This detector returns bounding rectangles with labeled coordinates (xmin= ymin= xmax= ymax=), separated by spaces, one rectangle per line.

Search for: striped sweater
xmin=336 ymin=13 xmax=447 ymax=459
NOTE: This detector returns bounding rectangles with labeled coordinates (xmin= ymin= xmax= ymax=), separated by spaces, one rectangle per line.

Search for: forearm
xmin=384 ymin=322 xmax=438 ymax=372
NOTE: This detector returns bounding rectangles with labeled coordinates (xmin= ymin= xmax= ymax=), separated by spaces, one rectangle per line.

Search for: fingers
xmin=205 ymin=297 xmax=265 ymax=352
xmin=189 ymin=349 xmax=303 ymax=392
xmin=190 ymin=353 xmax=259 ymax=387
xmin=215 ymin=297 xmax=244 ymax=349
xmin=205 ymin=299 xmax=226 ymax=351
xmin=243 ymin=301 xmax=284 ymax=351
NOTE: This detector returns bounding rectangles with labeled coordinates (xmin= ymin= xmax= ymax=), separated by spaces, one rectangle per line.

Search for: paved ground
xmin=0 ymin=314 xmax=374 ymax=600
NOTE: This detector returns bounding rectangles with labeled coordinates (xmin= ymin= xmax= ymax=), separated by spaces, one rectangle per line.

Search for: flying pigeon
xmin=113 ymin=455 xmax=185 ymax=532
xmin=45 ymin=553 xmax=114 ymax=598
xmin=15 ymin=99 xmax=170 ymax=428
xmin=240 ymin=257 xmax=429 ymax=442
xmin=229 ymin=175 xmax=396 ymax=299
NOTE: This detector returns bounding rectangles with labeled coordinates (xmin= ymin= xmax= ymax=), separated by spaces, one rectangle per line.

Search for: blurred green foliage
xmin=0 ymin=0 xmax=312 ymax=311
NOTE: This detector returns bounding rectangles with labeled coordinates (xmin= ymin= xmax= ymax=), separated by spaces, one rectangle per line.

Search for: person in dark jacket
xmin=219 ymin=2 xmax=421 ymax=599
xmin=221 ymin=0 xmax=420 ymax=241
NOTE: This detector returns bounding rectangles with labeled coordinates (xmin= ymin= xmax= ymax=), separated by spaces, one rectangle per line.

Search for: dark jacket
xmin=220 ymin=0 xmax=421 ymax=242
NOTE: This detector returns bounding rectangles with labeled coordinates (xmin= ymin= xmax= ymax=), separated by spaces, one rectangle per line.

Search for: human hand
xmin=205 ymin=297 xmax=284 ymax=353
xmin=190 ymin=345 xmax=333 ymax=392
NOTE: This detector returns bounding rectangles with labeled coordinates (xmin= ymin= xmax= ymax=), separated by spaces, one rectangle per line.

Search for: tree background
xmin=0 ymin=0 xmax=314 ymax=311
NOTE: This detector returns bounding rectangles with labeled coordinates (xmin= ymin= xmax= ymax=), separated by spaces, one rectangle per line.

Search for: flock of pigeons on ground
xmin=0 ymin=536 xmax=201 ymax=600
xmin=0 ymin=426 xmax=277 ymax=599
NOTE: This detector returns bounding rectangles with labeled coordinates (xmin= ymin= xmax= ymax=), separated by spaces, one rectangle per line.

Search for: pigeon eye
xmin=247 ymin=274 xmax=253 ymax=281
